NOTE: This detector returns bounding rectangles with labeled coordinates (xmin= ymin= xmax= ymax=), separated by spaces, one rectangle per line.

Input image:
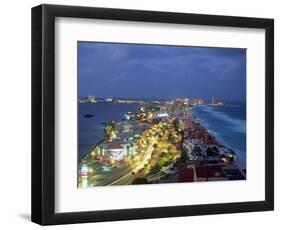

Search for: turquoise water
xmin=192 ymin=104 xmax=246 ymax=169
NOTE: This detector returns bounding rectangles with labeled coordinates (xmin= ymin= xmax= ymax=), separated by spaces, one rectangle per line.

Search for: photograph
xmin=30 ymin=3 xmax=274 ymax=225
xmin=77 ymin=42 xmax=247 ymax=188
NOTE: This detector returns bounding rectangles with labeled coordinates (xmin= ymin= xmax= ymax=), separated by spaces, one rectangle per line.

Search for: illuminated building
xmin=100 ymin=141 xmax=135 ymax=161
xmin=156 ymin=112 xmax=169 ymax=118
xmin=87 ymin=95 xmax=96 ymax=103
xmin=80 ymin=164 xmax=89 ymax=188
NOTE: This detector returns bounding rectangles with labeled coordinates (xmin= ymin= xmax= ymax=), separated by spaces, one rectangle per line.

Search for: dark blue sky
xmin=78 ymin=42 xmax=246 ymax=102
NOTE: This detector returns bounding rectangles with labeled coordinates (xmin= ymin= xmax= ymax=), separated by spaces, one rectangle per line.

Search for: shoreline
xmin=78 ymin=101 xmax=246 ymax=187
xmin=78 ymin=103 xmax=142 ymax=160
xmin=191 ymin=105 xmax=246 ymax=170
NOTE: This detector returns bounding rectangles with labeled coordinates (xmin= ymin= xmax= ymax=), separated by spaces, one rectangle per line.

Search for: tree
xmin=104 ymin=121 xmax=117 ymax=141
xmin=150 ymin=163 xmax=162 ymax=174
xmin=131 ymin=177 xmax=148 ymax=185
xmin=168 ymin=134 xmax=176 ymax=144
xmin=160 ymin=152 xmax=168 ymax=158
xmin=180 ymin=150 xmax=188 ymax=163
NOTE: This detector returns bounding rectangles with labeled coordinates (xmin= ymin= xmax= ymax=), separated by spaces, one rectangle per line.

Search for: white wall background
xmin=0 ymin=0 xmax=279 ymax=228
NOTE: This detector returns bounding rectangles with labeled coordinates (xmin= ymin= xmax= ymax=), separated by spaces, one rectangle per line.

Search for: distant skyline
xmin=78 ymin=42 xmax=246 ymax=102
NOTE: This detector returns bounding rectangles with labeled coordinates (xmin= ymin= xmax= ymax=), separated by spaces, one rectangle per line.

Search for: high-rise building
xmin=87 ymin=95 xmax=96 ymax=103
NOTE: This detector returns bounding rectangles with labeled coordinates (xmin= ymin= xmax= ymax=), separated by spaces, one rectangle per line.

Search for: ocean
xmin=192 ymin=103 xmax=246 ymax=169
xmin=78 ymin=103 xmax=141 ymax=160
xmin=79 ymin=102 xmax=247 ymax=170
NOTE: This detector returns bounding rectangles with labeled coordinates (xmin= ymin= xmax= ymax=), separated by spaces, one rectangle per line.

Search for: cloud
xmin=78 ymin=42 xmax=246 ymax=101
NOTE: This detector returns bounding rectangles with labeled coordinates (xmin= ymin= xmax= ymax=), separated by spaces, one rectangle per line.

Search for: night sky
xmin=78 ymin=42 xmax=246 ymax=102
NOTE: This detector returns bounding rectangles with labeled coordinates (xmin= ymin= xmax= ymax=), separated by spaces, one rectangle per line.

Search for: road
xmin=108 ymin=137 xmax=157 ymax=185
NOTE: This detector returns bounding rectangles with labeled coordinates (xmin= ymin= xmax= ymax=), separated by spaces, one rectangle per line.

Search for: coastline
xmin=78 ymin=100 xmax=246 ymax=187
xmin=192 ymin=104 xmax=246 ymax=170
xmin=78 ymin=103 xmax=141 ymax=160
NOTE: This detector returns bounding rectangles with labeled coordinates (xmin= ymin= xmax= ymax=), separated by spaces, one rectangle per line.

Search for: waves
xmin=192 ymin=104 xmax=246 ymax=169
xmin=198 ymin=105 xmax=246 ymax=134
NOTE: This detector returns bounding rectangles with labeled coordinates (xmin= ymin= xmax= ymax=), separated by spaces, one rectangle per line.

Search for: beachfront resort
xmin=78 ymin=97 xmax=246 ymax=188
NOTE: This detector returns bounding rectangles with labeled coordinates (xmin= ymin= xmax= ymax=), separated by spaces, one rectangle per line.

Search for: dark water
xmin=78 ymin=103 xmax=141 ymax=160
xmin=192 ymin=103 xmax=246 ymax=169
xmin=79 ymin=102 xmax=247 ymax=169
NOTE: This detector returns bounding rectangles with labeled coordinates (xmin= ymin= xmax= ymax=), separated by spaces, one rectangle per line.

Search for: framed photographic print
xmin=31 ymin=4 xmax=274 ymax=225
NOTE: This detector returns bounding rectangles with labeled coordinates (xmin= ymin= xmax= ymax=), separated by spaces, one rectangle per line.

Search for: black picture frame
xmin=31 ymin=4 xmax=274 ymax=225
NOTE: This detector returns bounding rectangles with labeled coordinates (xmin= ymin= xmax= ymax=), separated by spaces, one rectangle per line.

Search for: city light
xmin=78 ymin=96 xmax=245 ymax=187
